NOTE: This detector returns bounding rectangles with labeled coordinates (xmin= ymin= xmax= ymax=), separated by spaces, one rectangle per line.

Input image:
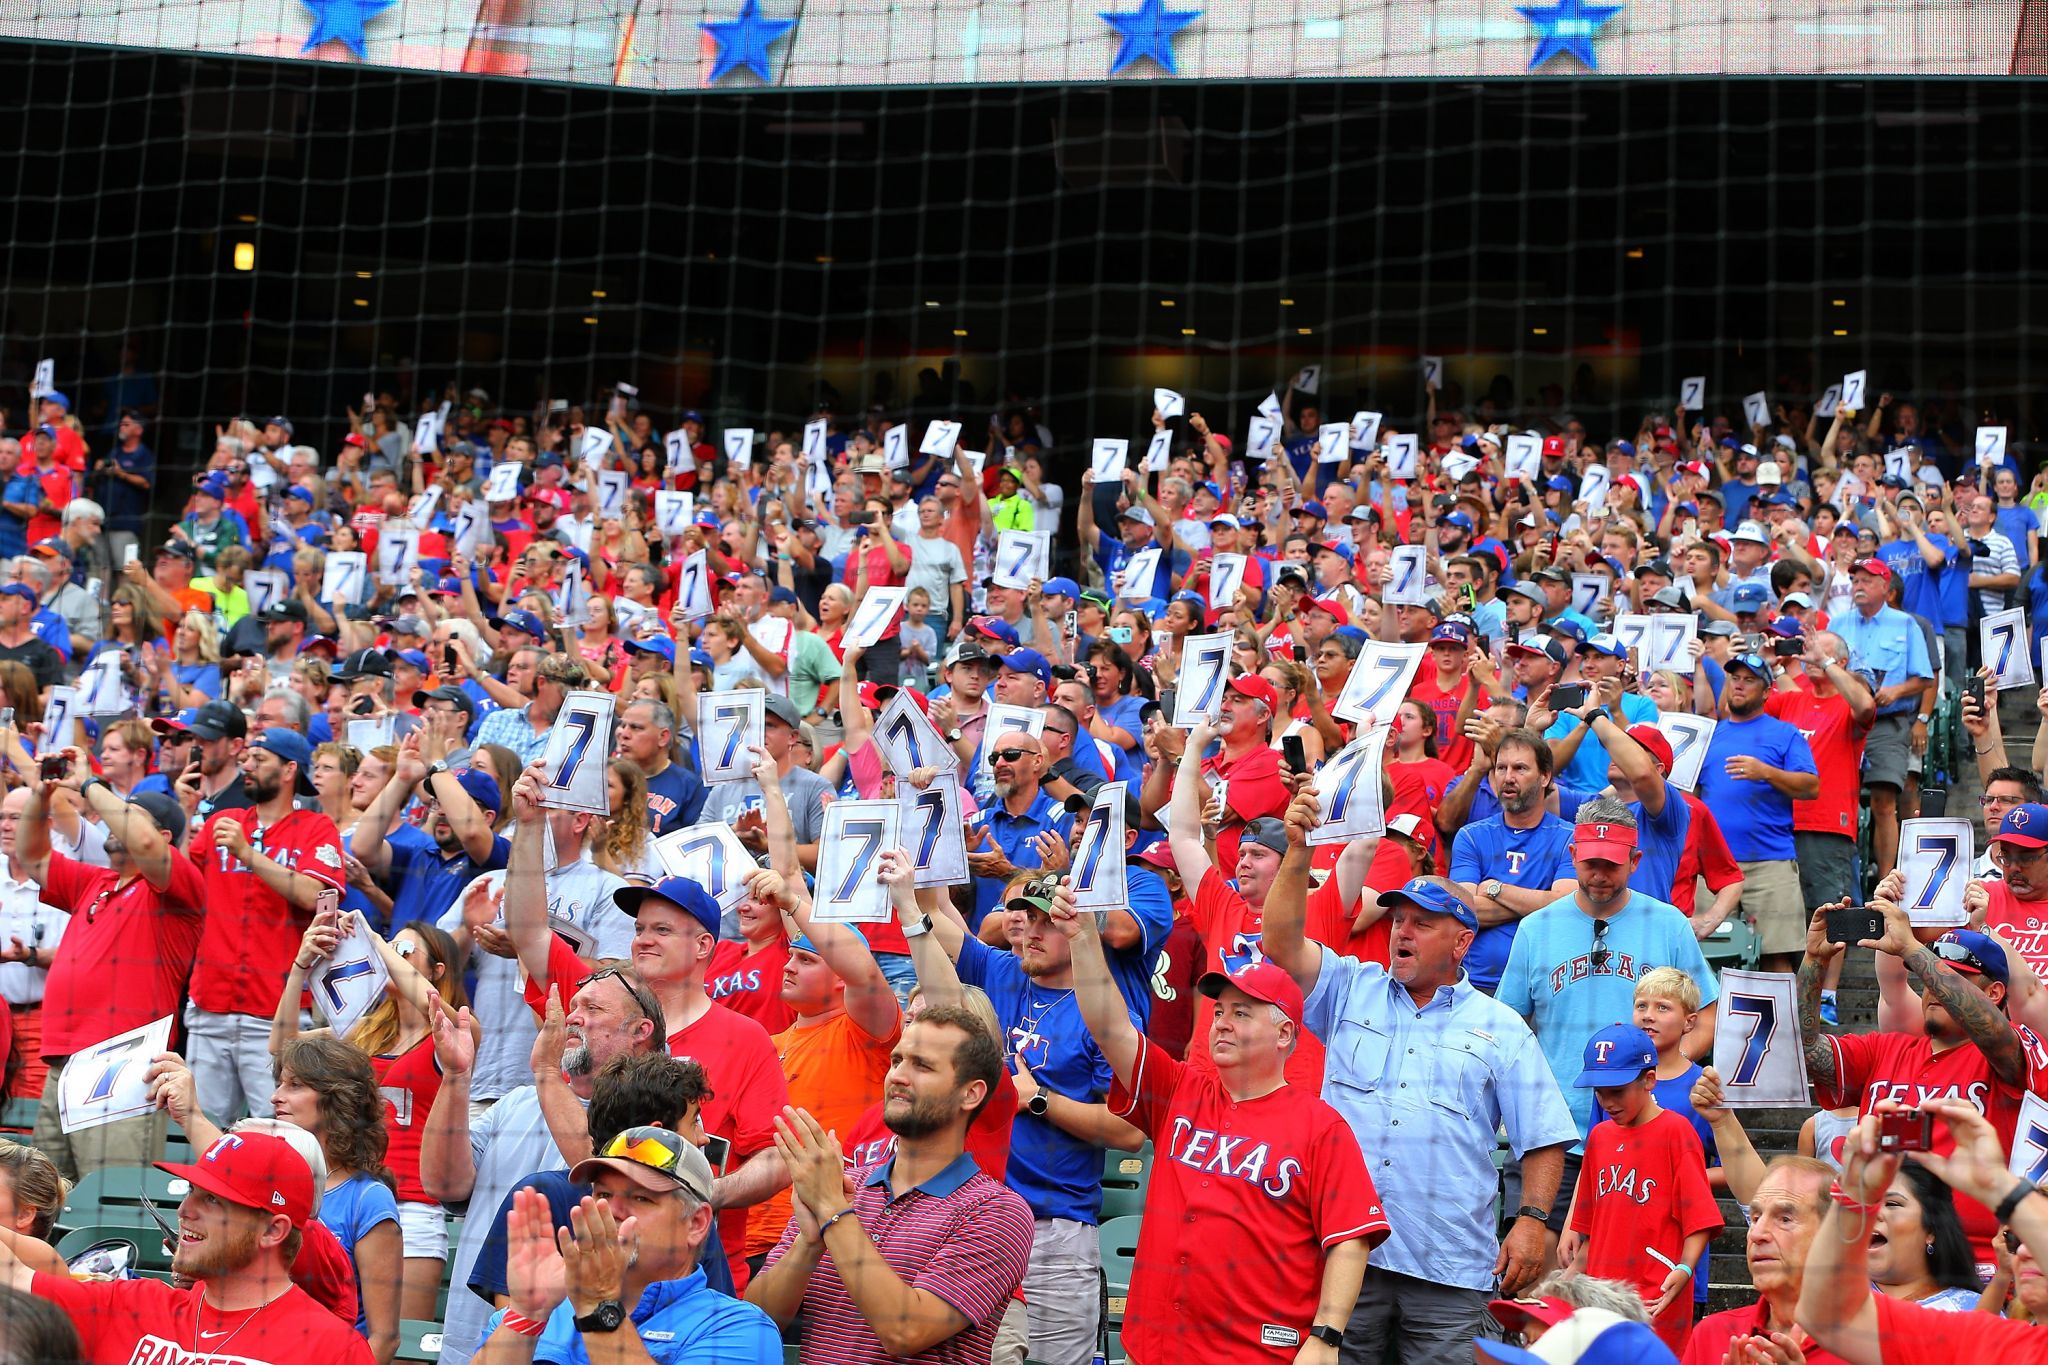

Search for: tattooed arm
xmin=1798 ymin=904 xmax=1846 ymax=1089
xmin=1904 ymin=939 xmax=2026 ymax=1086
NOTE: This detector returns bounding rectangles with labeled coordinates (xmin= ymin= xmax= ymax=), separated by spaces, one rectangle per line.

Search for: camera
xmin=1773 ymin=637 xmax=1803 ymax=658
xmin=1877 ymin=1109 xmax=1934 ymax=1153
xmin=1549 ymin=683 xmax=1589 ymax=711
xmin=845 ymin=511 xmax=875 ymax=527
xmin=37 ymin=755 xmax=66 ymax=782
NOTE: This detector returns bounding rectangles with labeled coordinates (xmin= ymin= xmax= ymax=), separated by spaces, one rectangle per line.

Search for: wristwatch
xmin=574 ymin=1300 xmax=626 ymax=1334
xmin=1309 ymin=1325 xmax=1344 ymax=1348
xmin=427 ymin=759 xmax=450 ymax=778
xmin=1483 ymin=879 xmax=1504 ymax=901
xmin=1516 ymin=1205 xmax=1550 ymax=1223
xmin=944 ymin=727 xmax=964 ymax=743
xmin=902 ymin=912 xmax=933 ymax=940
xmin=1026 ymin=1092 xmax=1050 ymax=1117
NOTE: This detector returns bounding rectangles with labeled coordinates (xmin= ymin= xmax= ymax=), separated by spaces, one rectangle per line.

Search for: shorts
xmin=1738 ymin=858 xmax=1807 ymax=956
xmin=1863 ymin=713 xmax=1912 ymax=790
xmin=398 ymin=1199 xmax=448 ymax=1259
xmin=1793 ymin=831 xmax=1860 ymax=909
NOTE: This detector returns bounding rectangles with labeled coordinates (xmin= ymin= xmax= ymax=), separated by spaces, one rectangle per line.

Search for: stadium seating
xmin=1099 ymin=1144 xmax=1152 ymax=1221
xmin=56 ymin=1223 xmax=173 ymax=1276
xmin=396 ymin=1320 xmax=444 ymax=1362
xmin=1699 ymin=918 xmax=1761 ymax=971
xmin=58 ymin=1164 xmax=191 ymax=1235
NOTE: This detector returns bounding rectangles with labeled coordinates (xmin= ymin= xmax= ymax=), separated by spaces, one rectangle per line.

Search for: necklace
xmin=195 ymin=1285 xmax=280 ymax=1359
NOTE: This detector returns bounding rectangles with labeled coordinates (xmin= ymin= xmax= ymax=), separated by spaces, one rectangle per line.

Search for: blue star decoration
xmin=1517 ymin=0 xmax=1622 ymax=69
xmin=300 ymin=0 xmax=395 ymax=59
xmin=702 ymin=0 xmax=795 ymax=83
xmin=1100 ymin=0 xmax=1201 ymax=76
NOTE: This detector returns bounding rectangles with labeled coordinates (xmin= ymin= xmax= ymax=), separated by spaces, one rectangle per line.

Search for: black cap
xmin=411 ymin=684 xmax=476 ymax=715
xmin=131 ymin=792 xmax=187 ymax=848
xmin=184 ymin=701 xmax=247 ymax=742
xmin=156 ymin=541 xmax=198 ymax=563
xmin=335 ymin=648 xmax=395 ymax=681
xmin=258 ymin=599 xmax=309 ymax=624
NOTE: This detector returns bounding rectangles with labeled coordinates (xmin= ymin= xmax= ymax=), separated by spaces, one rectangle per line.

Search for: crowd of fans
xmin=0 ymin=375 xmax=2039 ymax=1365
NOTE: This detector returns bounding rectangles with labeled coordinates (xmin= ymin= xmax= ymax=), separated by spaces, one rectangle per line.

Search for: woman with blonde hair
xmin=167 ymin=609 xmax=222 ymax=708
xmin=596 ymin=758 xmax=659 ymax=880
xmin=1643 ymin=668 xmax=1694 ymax=716
xmin=0 ymin=1141 xmax=68 ymax=1271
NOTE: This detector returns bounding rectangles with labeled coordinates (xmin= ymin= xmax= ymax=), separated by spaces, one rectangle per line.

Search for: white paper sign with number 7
xmin=1654 ymin=713 xmax=1716 ymax=793
xmin=814 ymin=800 xmax=901 ymax=924
xmin=1307 ymin=728 xmax=1390 ymax=846
xmin=2009 ymin=1092 xmax=2048 ymax=1185
xmin=1383 ymin=546 xmax=1429 ymax=607
xmin=1070 ymin=782 xmax=1130 ymax=912
xmin=1982 ymin=607 xmax=2036 ymax=691
xmin=1571 ymin=574 xmax=1611 ymax=617
xmin=484 ymin=461 xmax=523 ymax=503
xmin=1171 ymin=632 xmax=1235 ymax=729
xmin=537 ymin=691 xmax=615 ymax=815
xmin=1898 ymin=817 xmax=1972 ymax=928
xmin=875 ymin=688 xmax=956 ymax=777
xmin=1680 ymin=376 xmax=1706 ymax=409
xmin=991 ymin=530 xmax=1044 ymax=590
xmin=654 ymin=492 xmax=694 ymax=539
xmin=377 ymin=528 xmax=418 ymax=587
xmin=1207 ymin=554 xmax=1248 ymax=612
xmin=898 ymin=770 xmax=968 ymax=888
xmin=1646 ymin=616 xmax=1697 ymax=674
xmin=1332 ymin=641 xmax=1426 ymax=728
xmin=1711 ymin=970 xmax=1809 ymax=1109
xmin=652 ymin=823 xmax=753 ymax=912
xmin=310 ymin=910 xmax=391 ymax=1038
xmin=920 ymin=421 xmax=961 ymax=457
xmin=38 ymin=686 xmax=78 ymax=756
xmin=1978 ymin=426 xmax=2009 ymax=468
xmin=675 ymin=550 xmax=714 ymax=622
xmin=60 ymin=1014 xmax=173 ymax=1133
xmin=845 ymin=587 xmax=907 ymax=651
xmin=323 ymin=551 xmax=370 ymax=606
xmin=1091 ymin=438 xmax=1128 ymax=482
xmin=1840 ymin=370 xmax=1867 ymax=411
xmin=695 ymin=690 xmax=765 ymax=786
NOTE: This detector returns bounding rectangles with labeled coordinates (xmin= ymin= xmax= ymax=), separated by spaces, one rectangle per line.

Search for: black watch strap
xmin=573 ymin=1300 xmax=626 ymax=1334
xmin=1309 ymin=1324 xmax=1344 ymax=1347
xmin=1516 ymin=1204 xmax=1550 ymax=1222
xmin=1996 ymin=1179 xmax=2037 ymax=1227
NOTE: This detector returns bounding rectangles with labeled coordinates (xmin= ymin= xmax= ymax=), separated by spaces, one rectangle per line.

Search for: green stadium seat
xmin=1098 ymin=1214 xmax=1142 ymax=1325
xmin=57 ymin=1223 xmax=173 ymax=1275
xmin=1700 ymin=919 xmax=1759 ymax=971
xmin=396 ymin=1320 xmax=445 ymax=1362
xmin=783 ymin=1345 xmax=801 ymax=1365
xmin=0 ymin=1098 xmax=38 ymax=1132
xmin=1099 ymin=1145 xmax=1150 ymax=1221
xmin=59 ymin=1165 xmax=192 ymax=1234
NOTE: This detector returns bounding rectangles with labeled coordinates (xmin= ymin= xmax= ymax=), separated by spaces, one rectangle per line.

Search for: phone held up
xmin=1824 ymin=904 xmax=1886 ymax=949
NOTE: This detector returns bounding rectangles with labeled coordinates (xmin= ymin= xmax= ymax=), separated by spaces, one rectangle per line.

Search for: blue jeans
xmin=875 ymin=952 xmax=917 ymax=1009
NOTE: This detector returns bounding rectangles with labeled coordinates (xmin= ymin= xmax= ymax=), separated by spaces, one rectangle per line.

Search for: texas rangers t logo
xmin=1591 ymin=1039 xmax=1615 ymax=1064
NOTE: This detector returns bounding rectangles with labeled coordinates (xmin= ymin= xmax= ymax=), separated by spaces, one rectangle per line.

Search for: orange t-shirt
xmin=744 ymin=1008 xmax=902 ymax=1257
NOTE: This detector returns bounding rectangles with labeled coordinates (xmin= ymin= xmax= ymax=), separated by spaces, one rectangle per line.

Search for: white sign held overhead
xmin=1978 ymin=425 xmax=2010 ymax=468
xmin=1884 ymin=447 xmax=1911 ymax=481
xmin=596 ymin=469 xmax=630 ymax=520
xmin=75 ymin=654 xmax=129 ymax=717
xmin=695 ymin=689 xmax=765 ymax=786
xmin=1070 ymin=782 xmax=1130 ymax=912
xmin=1578 ymin=463 xmax=1611 ymax=510
xmin=1349 ymin=411 xmax=1383 ymax=449
xmin=243 ymin=569 xmax=289 ymax=616
xmin=1743 ymin=392 xmax=1770 ymax=429
xmin=1679 ymin=376 xmax=1705 ymax=409
xmin=664 ymin=428 xmax=692 ymax=475
xmin=845 ymin=587 xmax=907 ymax=650
xmin=2011 ymin=1092 xmax=2048 ymax=1186
xmin=883 ymin=425 xmax=908 ymax=470
xmin=875 ymin=688 xmax=956 ymax=778
xmin=1646 ymin=615 xmax=1698 ymax=674
xmin=991 ymin=530 xmax=1043 ymax=590
xmin=537 ymin=690 xmax=615 ymax=815
xmin=675 ymin=550 xmax=714 ymax=621
xmin=721 ymin=428 xmax=754 ymax=471
xmin=452 ymin=501 xmax=489 ymax=556
xmin=411 ymin=409 xmax=443 ymax=456
xmin=920 ymin=421 xmax=961 ymax=457
xmin=1171 ymin=631 xmax=1234 ymax=729
xmin=1840 ymin=369 xmax=1868 ymax=411
xmin=1246 ymin=415 xmax=1279 ymax=461
xmin=814 ymin=800 xmax=900 ymax=924
xmin=1420 ymin=355 xmax=1443 ymax=390
xmin=1504 ymin=434 xmax=1542 ymax=482
xmin=1613 ymin=613 xmax=1654 ymax=669
xmin=1153 ymin=388 xmax=1184 ymax=419
xmin=38 ymin=687 xmax=79 ymax=752
xmin=1208 ymin=553 xmax=1248 ymax=611
xmin=407 ymin=486 xmax=442 ymax=528
xmin=654 ymin=491 xmax=694 ymax=539
xmin=29 ymin=360 xmax=54 ymax=399
xmin=484 ymin=461 xmax=523 ymax=503
xmin=653 ymin=823 xmax=753 ymax=912
xmin=977 ymin=703 xmax=1047 ymax=787
xmin=1712 ymin=971 xmax=1810 ymax=1108
xmin=578 ymin=426 xmax=615 ymax=468
xmin=1815 ymin=384 xmax=1841 ymax=418
xmin=1315 ymin=423 xmax=1348 ymax=464
xmin=1257 ymin=392 xmax=1283 ymax=423
xmin=323 ymin=551 xmax=370 ymax=606
xmin=1983 ymin=607 xmax=2036 ymax=691
xmin=1654 ymin=713 xmax=1716 ymax=793
xmin=1294 ymin=365 xmax=1320 ymax=395
xmin=1307 ymin=728 xmax=1391 ymax=846
xmin=377 ymin=525 xmax=418 ymax=587
xmin=1383 ymin=545 xmax=1430 ymax=607
xmin=1898 ymin=818 xmax=1972 ymax=928
xmin=1090 ymin=438 xmax=1129 ymax=481
xmin=899 ymin=770 xmax=968 ymax=888
xmin=309 ymin=911 xmax=391 ymax=1038
xmin=1142 ymin=430 xmax=1173 ymax=473
xmin=1332 ymin=641 xmax=1426 ymax=728
xmin=1383 ymin=433 xmax=1419 ymax=480
xmin=59 ymin=1015 xmax=174 ymax=1134
xmin=1116 ymin=546 xmax=1162 ymax=602
xmin=1571 ymin=573 xmax=1611 ymax=617
xmin=802 ymin=419 xmax=828 ymax=463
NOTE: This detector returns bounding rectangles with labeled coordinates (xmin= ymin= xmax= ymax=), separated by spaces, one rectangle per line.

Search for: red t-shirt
xmin=1680 ymin=1298 xmax=1859 ymax=1365
xmin=706 ymin=938 xmax=796 ymax=1034
xmin=1820 ymin=1027 xmax=2048 ymax=1261
xmin=1185 ymin=868 xmax=1325 ymax=1091
xmin=295 ymin=1217 xmax=367 ymax=1322
xmin=370 ymin=1037 xmax=442 ymax=1205
xmin=1365 ymin=756 xmax=1456 ymax=890
xmin=837 ymin=543 xmax=904 ymax=639
xmin=1570 ymin=1109 xmax=1722 ymax=1352
xmin=1145 ymin=910 xmax=1204 ymax=1060
xmin=31 ymin=1270 xmax=375 ymax=1364
xmin=1671 ymin=792 xmax=1743 ymax=917
xmin=1984 ymin=880 xmax=2048 ymax=983
xmin=1869 ymin=1290 xmax=2048 ymax=1365
xmin=843 ymin=1082 xmax=1020 ymax=1184
xmin=1201 ymin=743 xmax=1289 ymax=874
xmin=1766 ymin=684 xmax=1870 ymax=837
xmin=1110 ymin=1035 xmax=1388 ymax=1365
xmin=38 ymin=852 xmax=207 ymax=1058
xmin=29 ymin=466 xmax=74 ymax=545
xmin=669 ymin=1002 xmax=790 ymax=1293
xmin=189 ymin=808 xmax=344 ymax=1017
xmin=1408 ymin=670 xmax=1477 ymax=771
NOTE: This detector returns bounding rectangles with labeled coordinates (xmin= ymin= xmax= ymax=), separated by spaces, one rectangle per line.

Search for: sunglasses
xmin=992 ymin=748 xmax=1036 ymax=764
xmin=599 ymin=1128 xmax=691 ymax=1175
xmin=1591 ymin=918 xmax=1612 ymax=970
xmin=2008 ymin=1229 xmax=2031 ymax=1255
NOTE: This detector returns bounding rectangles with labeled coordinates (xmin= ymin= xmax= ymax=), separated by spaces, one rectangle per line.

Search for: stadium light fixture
xmin=592 ymin=290 xmax=608 ymax=299
xmin=353 ymin=298 xmax=369 ymax=307
xmin=1280 ymin=297 xmax=1295 ymax=306
xmin=236 ymin=214 xmax=258 ymax=224
xmin=1296 ymin=327 xmax=1312 ymax=335
xmin=1833 ymin=329 xmax=1849 ymax=337
xmin=923 ymin=301 xmax=940 ymax=308
xmin=1832 ymin=299 xmax=1847 ymax=307
xmin=584 ymin=317 xmax=599 ymax=325
xmin=1181 ymin=328 xmax=1196 ymax=336
xmin=1159 ymin=299 xmax=1176 ymax=307
xmin=355 ymin=271 xmax=373 ymax=279
xmin=1531 ymin=327 xmax=1548 ymax=336
xmin=952 ymin=328 xmax=969 ymax=337
xmin=232 ymin=242 xmax=255 ymax=271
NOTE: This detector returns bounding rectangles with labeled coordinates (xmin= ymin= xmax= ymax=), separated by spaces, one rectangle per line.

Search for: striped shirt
xmin=766 ymin=1151 xmax=1033 ymax=1365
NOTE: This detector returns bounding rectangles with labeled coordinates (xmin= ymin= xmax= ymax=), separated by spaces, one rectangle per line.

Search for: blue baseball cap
xmin=1042 ymin=577 xmax=1080 ymax=599
xmin=1548 ymin=615 xmax=1590 ymax=646
xmin=1298 ymin=500 xmax=1327 ymax=520
xmin=1199 ymin=480 xmax=1224 ymax=500
xmin=1573 ymin=1024 xmax=1658 ymax=1087
xmin=1375 ymin=877 xmax=1478 ymax=932
xmin=1475 ymin=1310 xmax=1675 ymax=1365
xmin=1429 ymin=621 xmax=1472 ymax=647
xmin=1332 ymin=625 xmax=1371 ymax=644
xmin=395 ymin=649 xmax=430 ymax=672
xmin=1312 ymin=541 xmax=1354 ymax=565
xmin=0 ymin=584 xmax=36 ymax=605
xmin=1583 ymin=634 xmax=1629 ymax=660
xmin=624 ymin=635 xmax=676 ymax=663
xmin=1725 ymin=651 xmax=1771 ymax=678
xmin=250 ymin=728 xmax=318 ymax=796
xmin=1611 ymin=439 xmax=1636 ymax=457
xmin=499 ymin=609 xmax=548 ymax=641
xmin=1767 ymin=616 xmax=1803 ymax=639
xmin=768 ymin=585 xmax=800 ymax=606
xmin=284 ymin=485 xmax=316 ymax=505
xmin=615 ymin=876 xmax=722 ymax=936
xmin=788 ymin=933 xmax=820 ymax=957
xmin=196 ymin=474 xmax=230 ymax=501
xmin=688 ymin=648 xmax=714 ymax=668
xmin=1442 ymin=510 xmax=1476 ymax=532
xmin=535 ymin=451 xmax=565 ymax=468
xmin=428 ymin=767 xmax=503 ymax=815
xmin=1000 ymin=648 xmax=1052 ymax=685
xmin=1730 ymin=583 xmax=1770 ymax=611
xmin=1546 ymin=474 xmax=1575 ymax=492
xmin=967 ymin=616 xmax=1019 ymax=646
xmin=1931 ymin=929 xmax=2009 ymax=984
xmin=41 ymin=391 xmax=68 ymax=411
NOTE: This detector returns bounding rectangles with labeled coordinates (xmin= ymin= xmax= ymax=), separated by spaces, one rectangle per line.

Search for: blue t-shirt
xmin=1652 ymin=1062 xmax=1719 ymax=1304
xmin=1695 ymin=712 xmax=1817 ymax=862
xmin=1093 ymin=536 xmax=1187 ymax=602
xmin=1626 ymin=790 xmax=1692 ymax=908
xmin=0 ymin=474 xmax=37 ymax=561
xmin=1495 ymin=891 xmax=1719 ymax=1148
xmin=1996 ymin=505 xmax=2041 ymax=566
xmin=644 ymin=761 xmax=706 ymax=835
xmin=1720 ymin=478 xmax=1759 ymax=526
xmin=387 ymin=827 xmax=512 ymax=930
xmin=171 ymin=661 xmax=221 ymax=703
xmin=467 ymin=1169 xmax=733 ymax=1303
xmin=343 ymin=823 xmax=433 ymax=934
xmin=956 ymin=934 xmax=1124 ymax=1224
xmin=320 ymin=1171 xmax=400 ymax=1337
xmin=1543 ymin=694 xmax=1660 ymax=792
xmin=1448 ymin=811 xmax=1576 ymax=991
xmin=1876 ymin=535 xmax=1956 ymax=627
xmin=486 ymin=1266 xmax=773 ymax=1365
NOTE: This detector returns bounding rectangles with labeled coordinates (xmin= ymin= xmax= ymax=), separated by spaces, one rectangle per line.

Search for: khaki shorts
xmin=1739 ymin=857 xmax=1808 ymax=956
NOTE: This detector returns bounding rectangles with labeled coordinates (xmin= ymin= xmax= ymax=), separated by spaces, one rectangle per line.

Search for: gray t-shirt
xmin=905 ymin=532 xmax=967 ymax=621
xmin=702 ymin=765 xmax=833 ymax=844
xmin=439 ymin=1085 xmax=576 ymax=1365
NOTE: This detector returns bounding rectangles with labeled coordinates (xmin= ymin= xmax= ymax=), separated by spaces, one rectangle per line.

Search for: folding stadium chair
xmin=57 ymin=1223 xmax=174 ymax=1276
xmin=59 ymin=1165 xmax=192 ymax=1234
xmin=1098 ymin=1214 xmax=1142 ymax=1331
xmin=1700 ymin=919 xmax=1759 ymax=971
xmin=396 ymin=1320 xmax=444 ymax=1362
xmin=1099 ymin=1144 xmax=1151 ymax=1221
xmin=0 ymin=1098 xmax=37 ymax=1133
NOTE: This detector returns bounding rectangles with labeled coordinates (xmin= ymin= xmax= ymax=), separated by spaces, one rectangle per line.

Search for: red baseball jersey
xmin=370 ymin=1036 xmax=442 ymax=1205
xmin=669 ymin=1001 xmax=790 ymax=1293
xmin=1200 ymin=744 xmax=1289 ymax=872
xmin=1109 ymin=1035 xmax=1388 ymax=1363
xmin=1186 ymin=868 xmax=1326 ymax=1091
xmin=1408 ymin=670 xmax=1477 ymax=771
xmin=1570 ymin=1108 xmax=1722 ymax=1352
xmin=1820 ymin=1026 xmax=2048 ymax=1261
xmin=189 ymin=808 xmax=344 ymax=1018
xmin=32 ymin=1270 xmax=374 ymax=1364
xmin=706 ymin=937 xmax=796 ymax=1034
xmin=1766 ymin=684 xmax=1870 ymax=837
xmin=1983 ymin=881 xmax=2048 ymax=983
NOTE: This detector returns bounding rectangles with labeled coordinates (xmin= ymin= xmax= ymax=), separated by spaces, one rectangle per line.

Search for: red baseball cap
xmin=157 ymin=1131 xmax=316 ymax=1228
xmin=1542 ymin=435 xmax=1566 ymax=457
xmin=1486 ymin=1296 xmax=1577 ymax=1334
xmin=1852 ymin=558 xmax=1892 ymax=579
xmin=1135 ymin=842 xmax=1178 ymax=873
xmin=1304 ymin=598 xmax=1350 ymax=626
xmin=1625 ymin=724 xmax=1675 ymax=776
xmin=1573 ymin=819 xmax=1639 ymax=864
xmin=1198 ymin=962 xmax=1304 ymax=1029
xmin=527 ymin=487 xmax=571 ymax=512
xmin=1225 ymin=673 xmax=1280 ymax=712
xmin=857 ymin=681 xmax=929 ymax=714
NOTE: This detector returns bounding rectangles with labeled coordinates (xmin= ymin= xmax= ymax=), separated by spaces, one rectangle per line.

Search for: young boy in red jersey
xmin=1559 ymin=1023 xmax=1721 ymax=1353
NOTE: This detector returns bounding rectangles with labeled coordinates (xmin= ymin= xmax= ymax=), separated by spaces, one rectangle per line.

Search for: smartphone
xmin=37 ymin=755 xmax=66 ymax=781
xmin=315 ymin=886 xmax=340 ymax=920
xmin=1773 ymin=637 xmax=1802 ymax=658
xmin=1825 ymin=904 xmax=1886 ymax=947
xmin=1965 ymin=676 xmax=1987 ymax=712
xmin=1877 ymin=1108 xmax=1934 ymax=1153
xmin=0 ymin=709 xmax=11 ymax=729
xmin=123 ymin=544 xmax=140 ymax=568
xmin=1109 ymin=627 xmax=1134 ymax=645
xmin=444 ymin=645 xmax=459 ymax=673
xmin=1919 ymin=785 xmax=1948 ymax=820
xmin=1549 ymin=683 xmax=1589 ymax=711
xmin=845 ymin=511 xmax=874 ymax=527
xmin=701 ymin=1132 xmax=733 ymax=1174
xmin=1064 ymin=609 xmax=1079 ymax=639
xmin=1281 ymin=733 xmax=1308 ymax=776
xmin=1292 ymin=644 xmax=1308 ymax=663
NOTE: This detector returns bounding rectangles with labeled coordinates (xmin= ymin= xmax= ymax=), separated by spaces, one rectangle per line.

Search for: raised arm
xmin=775 ymin=867 xmax=900 ymax=1041
xmin=1166 ymin=720 xmax=1218 ymax=888
xmin=1046 ymin=882 xmax=1142 ymax=1084
xmin=1260 ymin=787 xmax=1326 ymax=996
xmin=501 ymin=762 xmax=556 ymax=994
